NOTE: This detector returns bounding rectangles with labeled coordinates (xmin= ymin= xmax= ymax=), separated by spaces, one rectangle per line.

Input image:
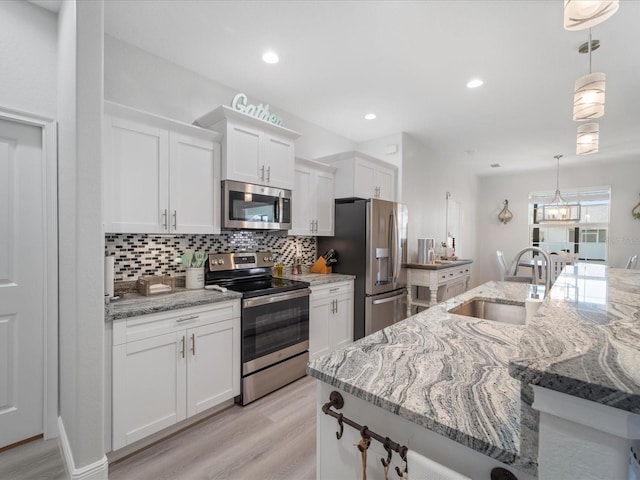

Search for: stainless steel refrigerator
xmin=318 ymin=198 xmax=408 ymax=340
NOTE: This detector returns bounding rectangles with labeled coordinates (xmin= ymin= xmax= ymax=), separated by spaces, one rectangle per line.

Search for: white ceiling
xmin=103 ymin=0 xmax=640 ymax=176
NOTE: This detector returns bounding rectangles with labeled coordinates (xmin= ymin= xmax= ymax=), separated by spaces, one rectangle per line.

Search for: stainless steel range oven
xmin=205 ymin=251 xmax=310 ymax=405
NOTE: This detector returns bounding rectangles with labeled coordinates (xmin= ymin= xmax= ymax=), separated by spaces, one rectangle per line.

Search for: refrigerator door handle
xmin=372 ymin=291 xmax=405 ymax=305
xmin=389 ymin=208 xmax=399 ymax=284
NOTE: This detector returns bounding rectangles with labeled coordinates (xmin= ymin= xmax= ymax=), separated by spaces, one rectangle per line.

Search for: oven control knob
xmin=219 ymin=259 xmax=225 ymax=265
xmin=263 ymin=256 xmax=269 ymax=262
xmin=211 ymin=259 xmax=218 ymax=266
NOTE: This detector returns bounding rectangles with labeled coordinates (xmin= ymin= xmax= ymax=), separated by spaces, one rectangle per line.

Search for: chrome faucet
xmin=510 ymin=247 xmax=553 ymax=297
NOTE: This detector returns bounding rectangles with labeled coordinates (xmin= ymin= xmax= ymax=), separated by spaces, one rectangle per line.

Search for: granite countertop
xmin=308 ymin=264 xmax=640 ymax=473
xmin=510 ymin=264 xmax=640 ymax=413
xmin=105 ymin=288 xmax=242 ymax=321
xmin=403 ymin=259 xmax=473 ymax=270
xmin=307 ymin=280 xmax=535 ymax=473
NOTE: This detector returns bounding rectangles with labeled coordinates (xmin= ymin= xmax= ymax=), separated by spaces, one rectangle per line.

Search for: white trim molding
xmin=0 ymin=106 xmax=59 ymax=440
xmin=58 ymin=417 xmax=109 ymax=480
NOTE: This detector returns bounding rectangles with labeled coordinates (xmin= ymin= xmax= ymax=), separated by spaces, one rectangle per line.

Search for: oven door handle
xmin=242 ymin=288 xmax=311 ymax=308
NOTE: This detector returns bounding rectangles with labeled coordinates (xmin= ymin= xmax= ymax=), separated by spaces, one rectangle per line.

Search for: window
xmin=528 ymin=186 xmax=610 ymax=262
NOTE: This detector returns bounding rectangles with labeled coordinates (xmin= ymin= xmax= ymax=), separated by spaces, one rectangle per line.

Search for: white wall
xmin=58 ymin=0 xmax=107 ymax=475
xmin=476 ymin=157 xmax=640 ymax=284
xmin=0 ymin=0 xmax=57 ymax=117
xmin=104 ymin=35 xmax=356 ymax=158
xmin=401 ymin=133 xmax=479 ymax=283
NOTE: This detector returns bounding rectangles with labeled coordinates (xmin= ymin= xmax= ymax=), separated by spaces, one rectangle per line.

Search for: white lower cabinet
xmin=309 ymin=281 xmax=354 ymax=360
xmin=111 ymin=300 xmax=240 ymax=450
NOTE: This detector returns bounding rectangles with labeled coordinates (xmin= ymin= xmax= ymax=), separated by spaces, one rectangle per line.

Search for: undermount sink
xmin=448 ymin=298 xmax=526 ymax=325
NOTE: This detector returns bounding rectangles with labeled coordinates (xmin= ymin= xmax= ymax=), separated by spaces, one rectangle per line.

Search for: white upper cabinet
xmin=103 ymin=102 xmax=221 ymax=234
xmin=194 ymin=105 xmax=300 ymax=190
xmin=316 ymin=151 xmax=397 ymax=202
xmin=290 ymin=158 xmax=336 ymax=236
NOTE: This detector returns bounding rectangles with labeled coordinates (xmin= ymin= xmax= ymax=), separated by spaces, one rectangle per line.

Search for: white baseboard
xmin=58 ymin=417 xmax=109 ymax=480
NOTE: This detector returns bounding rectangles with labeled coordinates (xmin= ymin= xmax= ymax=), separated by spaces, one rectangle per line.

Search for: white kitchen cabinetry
xmin=103 ymin=101 xmax=221 ymax=234
xmin=309 ymin=281 xmax=354 ymax=360
xmin=194 ymin=105 xmax=301 ymax=190
xmin=111 ymin=300 xmax=240 ymax=450
xmin=316 ymin=151 xmax=397 ymax=201
xmin=291 ymin=158 xmax=336 ymax=236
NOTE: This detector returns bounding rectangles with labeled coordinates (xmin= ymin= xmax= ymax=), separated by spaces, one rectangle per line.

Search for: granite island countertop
xmin=307 ymin=280 xmax=536 ymax=473
xmin=307 ymin=264 xmax=640 ymax=475
xmin=510 ymin=264 xmax=640 ymax=413
xmin=105 ymin=288 xmax=242 ymax=321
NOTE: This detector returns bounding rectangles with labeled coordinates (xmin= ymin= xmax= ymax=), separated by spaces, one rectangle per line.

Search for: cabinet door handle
xmin=334 ymin=299 xmax=338 ymax=313
xmin=266 ymin=166 xmax=271 ymax=182
xmin=172 ymin=210 xmax=177 ymax=230
xmin=176 ymin=314 xmax=199 ymax=323
xmin=190 ymin=333 xmax=196 ymax=356
xmin=314 ymin=220 xmax=318 ymax=232
xmin=310 ymin=220 xmax=314 ymax=232
xmin=162 ymin=209 xmax=168 ymax=230
xmin=180 ymin=336 xmax=185 ymax=359
xmin=260 ymin=165 xmax=265 ymax=181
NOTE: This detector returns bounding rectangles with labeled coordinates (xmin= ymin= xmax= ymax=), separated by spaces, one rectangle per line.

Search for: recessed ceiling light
xmin=364 ymin=113 xmax=377 ymax=120
xmin=262 ymin=51 xmax=279 ymax=64
xmin=467 ymin=79 xmax=483 ymax=88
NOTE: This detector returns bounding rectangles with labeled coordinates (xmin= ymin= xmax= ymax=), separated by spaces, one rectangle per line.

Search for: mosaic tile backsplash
xmin=105 ymin=231 xmax=317 ymax=281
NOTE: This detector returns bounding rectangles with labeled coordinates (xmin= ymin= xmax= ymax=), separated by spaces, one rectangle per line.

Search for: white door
xmin=186 ymin=320 xmax=236 ymax=417
xmin=263 ymin=134 xmax=294 ymax=189
xmin=315 ymin=170 xmax=335 ymax=236
xmin=333 ymin=294 xmax=353 ymax=351
xmin=354 ymin=158 xmax=376 ymax=199
xmin=309 ymin=297 xmax=332 ymax=361
xmin=224 ymin=122 xmax=262 ymax=185
xmin=104 ymin=115 xmax=169 ymax=233
xmin=169 ymin=132 xmax=219 ymax=234
xmin=0 ymin=119 xmax=45 ymax=448
xmin=375 ymin=165 xmax=396 ymax=201
xmin=112 ymin=331 xmax=186 ymax=450
xmin=290 ymin=165 xmax=313 ymax=235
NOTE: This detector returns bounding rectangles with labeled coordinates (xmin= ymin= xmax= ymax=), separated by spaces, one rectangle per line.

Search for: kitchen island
xmin=308 ymin=265 xmax=640 ymax=479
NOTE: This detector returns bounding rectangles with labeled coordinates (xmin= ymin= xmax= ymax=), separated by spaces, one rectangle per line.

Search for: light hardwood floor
xmin=0 ymin=376 xmax=316 ymax=480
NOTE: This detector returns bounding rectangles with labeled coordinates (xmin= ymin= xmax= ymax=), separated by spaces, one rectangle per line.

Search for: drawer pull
xmin=329 ymin=287 xmax=340 ymax=292
xmin=176 ymin=314 xmax=199 ymax=323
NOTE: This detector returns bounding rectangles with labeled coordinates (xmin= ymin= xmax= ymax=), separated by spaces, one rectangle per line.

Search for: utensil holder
xmin=185 ymin=267 xmax=205 ymax=289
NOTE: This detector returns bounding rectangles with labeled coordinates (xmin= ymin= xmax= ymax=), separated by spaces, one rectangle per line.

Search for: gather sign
xmin=230 ymin=93 xmax=284 ymax=127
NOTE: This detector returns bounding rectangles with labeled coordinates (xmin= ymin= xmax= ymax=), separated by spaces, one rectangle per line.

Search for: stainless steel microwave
xmin=222 ymin=180 xmax=292 ymax=230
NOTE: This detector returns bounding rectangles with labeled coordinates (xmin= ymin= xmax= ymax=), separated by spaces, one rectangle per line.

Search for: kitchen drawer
xmin=113 ymin=300 xmax=240 ymax=346
xmin=310 ymin=281 xmax=353 ymax=300
xmin=438 ymin=267 xmax=471 ymax=284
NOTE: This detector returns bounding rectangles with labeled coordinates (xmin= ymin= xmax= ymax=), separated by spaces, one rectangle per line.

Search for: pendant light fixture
xmin=573 ymin=30 xmax=605 ymax=121
xmin=540 ymin=155 xmax=581 ymax=222
xmin=576 ymin=123 xmax=599 ymax=155
xmin=564 ymin=0 xmax=619 ymax=31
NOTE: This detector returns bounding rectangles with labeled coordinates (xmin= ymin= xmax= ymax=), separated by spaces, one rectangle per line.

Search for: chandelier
xmin=540 ymin=155 xmax=581 ymax=222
